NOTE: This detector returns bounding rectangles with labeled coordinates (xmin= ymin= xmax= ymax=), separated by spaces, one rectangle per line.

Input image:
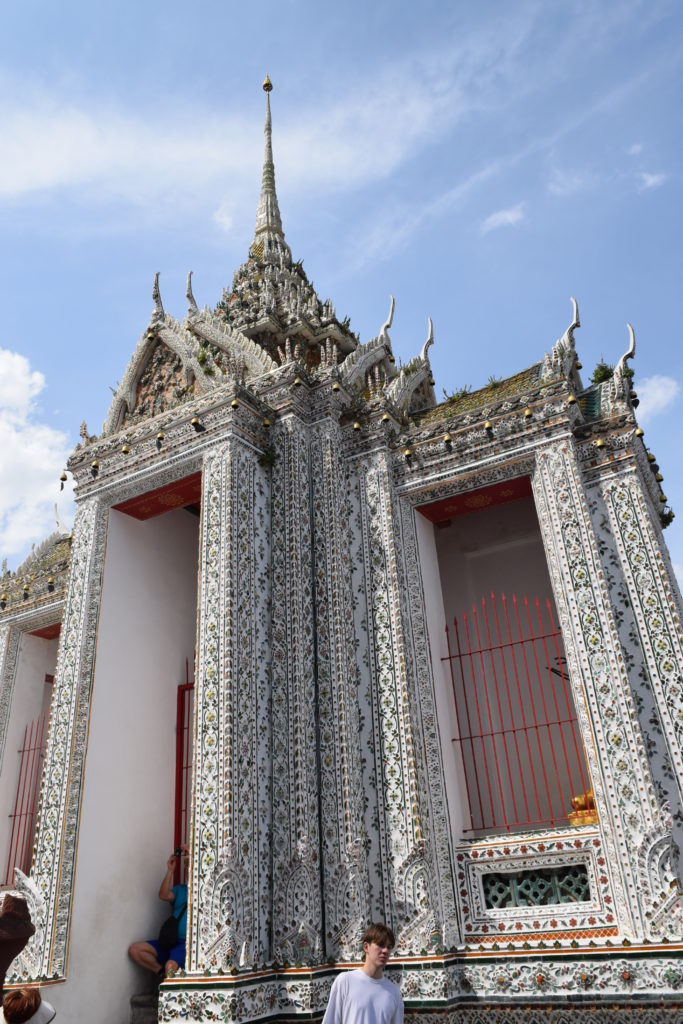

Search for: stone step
xmin=130 ymin=992 xmax=159 ymax=1024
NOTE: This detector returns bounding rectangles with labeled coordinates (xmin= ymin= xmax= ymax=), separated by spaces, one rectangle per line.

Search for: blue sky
xmin=1 ymin=0 xmax=682 ymax=577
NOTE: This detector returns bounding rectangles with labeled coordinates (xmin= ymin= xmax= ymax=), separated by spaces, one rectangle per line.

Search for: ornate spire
xmin=253 ymin=75 xmax=284 ymax=244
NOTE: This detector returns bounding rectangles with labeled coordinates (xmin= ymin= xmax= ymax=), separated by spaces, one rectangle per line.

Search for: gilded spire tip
xmin=263 ymin=74 xmax=273 ymax=93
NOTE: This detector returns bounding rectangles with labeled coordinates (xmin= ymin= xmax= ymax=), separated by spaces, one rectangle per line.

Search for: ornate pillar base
xmin=158 ymin=953 xmax=683 ymax=1023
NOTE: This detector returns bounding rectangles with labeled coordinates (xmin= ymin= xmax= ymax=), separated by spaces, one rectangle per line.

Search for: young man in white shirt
xmin=322 ymin=923 xmax=403 ymax=1024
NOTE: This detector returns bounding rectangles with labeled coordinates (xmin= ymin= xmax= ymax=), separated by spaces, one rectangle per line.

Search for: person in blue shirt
xmin=128 ymin=848 xmax=188 ymax=979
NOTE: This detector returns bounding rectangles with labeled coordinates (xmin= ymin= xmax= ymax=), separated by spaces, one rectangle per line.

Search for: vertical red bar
xmin=445 ymin=621 xmax=478 ymax=831
xmin=490 ymin=593 xmax=528 ymax=825
xmin=524 ymin=597 xmax=563 ymax=822
xmin=183 ymin=686 xmax=193 ymax=883
xmin=472 ymin=604 xmax=506 ymax=828
xmin=173 ymin=684 xmax=185 ymax=886
xmin=17 ymin=719 xmax=37 ymax=879
xmin=482 ymin=594 xmax=518 ymax=829
xmin=5 ymin=724 xmax=28 ymax=884
xmin=546 ymin=600 xmax=589 ymax=796
xmin=535 ymin=599 xmax=574 ymax=811
xmin=513 ymin=595 xmax=554 ymax=821
xmin=502 ymin=594 xmax=542 ymax=823
xmin=463 ymin=612 xmax=496 ymax=828
xmin=23 ymin=711 xmax=47 ymax=875
xmin=19 ymin=718 xmax=39 ymax=878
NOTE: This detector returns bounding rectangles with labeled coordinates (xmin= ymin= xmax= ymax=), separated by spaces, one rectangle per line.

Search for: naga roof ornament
xmin=540 ymin=296 xmax=583 ymax=388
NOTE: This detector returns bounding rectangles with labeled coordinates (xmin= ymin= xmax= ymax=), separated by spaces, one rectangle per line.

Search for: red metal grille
xmin=174 ymin=661 xmax=194 ymax=885
xmin=5 ymin=711 xmax=48 ymax=883
xmin=444 ymin=592 xmax=589 ymax=835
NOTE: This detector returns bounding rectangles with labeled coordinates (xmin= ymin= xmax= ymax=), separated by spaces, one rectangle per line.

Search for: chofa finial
xmin=186 ymin=271 xmax=198 ymax=313
xmin=616 ymin=322 xmax=636 ymax=377
xmin=379 ymin=295 xmax=395 ymax=347
xmin=152 ymin=272 xmax=164 ymax=317
xmin=420 ymin=317 xmax=434 ymax=362
xmin=565 ymin=296 xmax=580 ymax=346
xmin=263 ymin=74 xmax=273 ymax=93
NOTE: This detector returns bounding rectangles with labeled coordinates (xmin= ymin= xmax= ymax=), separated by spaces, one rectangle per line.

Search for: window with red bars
xmin=5 ymin=709 xmax=48 ymax=884
xmin=444 ymin=591 xmax=591 ymax=835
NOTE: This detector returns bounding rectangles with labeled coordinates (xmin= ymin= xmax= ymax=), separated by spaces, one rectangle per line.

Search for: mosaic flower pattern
xmin=310 ymin=421 xmax=370 ymax=958
xmin=0 ymin=624 xmax=20 ymax=766
xmin=17 ymin=497 xmax=107 ymax=977
xmin=270 ymin=420 xmax=322 ymax=961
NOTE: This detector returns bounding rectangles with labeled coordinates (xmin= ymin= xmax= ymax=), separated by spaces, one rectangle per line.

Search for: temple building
xmin=1 ymin=78 xmax=683 ymax=1023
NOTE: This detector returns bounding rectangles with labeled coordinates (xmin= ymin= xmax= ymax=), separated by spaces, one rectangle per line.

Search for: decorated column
xmin=591 ymin=454 xmax=683 ymax=870
xmin=17 ymin=496 xmax=107 ymax=979
xmin=0 ymin=625 xmax=20 ymax=766
xmin=354 ymin=448 xmax=444 ymax=952
xmin=188 ymin=439 xmax=272 ymax=973
xmin=533 ymin=438 xmax=683 ymax=941
xmin=309 ymin=419 xmax=370 ymax=959
xmin=270 ymin=417 xmax=323 ymax=962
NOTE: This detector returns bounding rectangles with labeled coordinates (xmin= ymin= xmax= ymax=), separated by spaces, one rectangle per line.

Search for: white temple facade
xmin=2 ymin=79 xmax=683 ymax=1023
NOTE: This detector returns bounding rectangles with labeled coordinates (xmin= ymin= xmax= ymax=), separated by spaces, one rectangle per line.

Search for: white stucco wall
xmin=0 ymin=634 xmax=57 ymax=881
xmin=434 ymin=496 xmax=553 ymax=625
xmin=50 ymin=506 xmax=199 ymax=1024
xmin=414 ymin=510 xmax=471 ymax=843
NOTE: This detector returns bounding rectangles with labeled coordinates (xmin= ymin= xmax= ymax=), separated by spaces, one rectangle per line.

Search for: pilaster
xmin=11 ymin=496 xmax=107 ymax=980
xmin=590 ymin=463 xmax=683 ymax=930
xmin=309 ymin=419 xmax=370 ymax=958
xmin=355 ymin=447 xmax=443 ymax=952
xmin=189 ymin=440 xmax=271 ymax=972
xmin=270 ymin=417 xmax=322 ymax=962
xmin=532 ymin=438 xmax=681 ymax=941
xmin=0 ymin=624 xmax=21 ymax=769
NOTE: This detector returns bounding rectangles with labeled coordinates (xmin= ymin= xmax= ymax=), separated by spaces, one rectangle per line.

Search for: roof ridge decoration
xmin=540 ymin=297 xmax=583 ymax=386
xmin=598 ymin=322 xmax=637 ymax=418
xmin=336 ymin=296 xmax=436 ymax=416
xmin=384 ymin=316 xmax=436 ymax=413
xmin=152 ymin=271 xmax=164 ymax=321
xmin=339 ymin=296 xmax=396 ymax=389
xmin=102 ymin=266 xmax=285 ymax=435
xmin=13 ymin=528 xmax=70 ymax=579
xmin=190 ymin=305 xmax=278 ymax=375
xmin=378 ymin=294 xmax=395 ymax=348
xmin=186 ymin=271 xmax=198 ymax=315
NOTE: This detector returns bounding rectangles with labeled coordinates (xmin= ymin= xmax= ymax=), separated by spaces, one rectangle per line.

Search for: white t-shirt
xmin=322 ymin=968 xmax=403 ymax=1024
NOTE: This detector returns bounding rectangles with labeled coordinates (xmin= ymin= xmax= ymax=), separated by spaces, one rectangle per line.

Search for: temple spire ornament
xmin=253 ymin=75 xmax=285 ymax=245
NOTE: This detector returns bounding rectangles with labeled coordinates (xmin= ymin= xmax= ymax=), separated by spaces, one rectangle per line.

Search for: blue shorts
xmin=147 ymin=938 xmax=186 ymax=969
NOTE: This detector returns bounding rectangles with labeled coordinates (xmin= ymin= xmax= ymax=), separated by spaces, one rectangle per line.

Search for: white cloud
xmin=0 ymin=350 xmax=45 ymax=419
xmin=0 ymin=67 xmax=456 ymax=211
xmin=481 ymin=202 xmax=526 ymax=233
xmin=628 ymin=143 xmax=643 ymax=156
xmin=0 ymin=347 xmax=73 ymax=565
xmin=548 ymin=167 xmax=596 ymax=196
xmin=638 ymin=171 xmax=667 ymax=191
xmin=212 ymin=201 xmax=234 ymax=235
xmin=636 ymin=374 xmax=680 ymax=422
xmin=0 ymin=12 xmax=563 ymax=225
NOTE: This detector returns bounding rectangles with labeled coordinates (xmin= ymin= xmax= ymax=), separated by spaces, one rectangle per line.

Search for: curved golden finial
xmin=263 ymin=74 xmax=273 ymax=93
